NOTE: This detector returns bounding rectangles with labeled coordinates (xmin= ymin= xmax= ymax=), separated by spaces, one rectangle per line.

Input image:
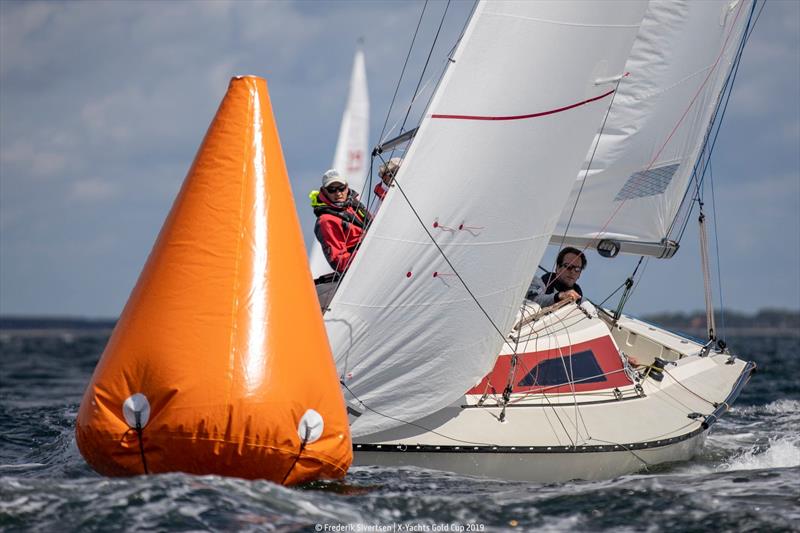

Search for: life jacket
xmin=309 ymin=189 xmax=372 ymax=273
xmin=309 ymin=189 xmax=371 ymax=234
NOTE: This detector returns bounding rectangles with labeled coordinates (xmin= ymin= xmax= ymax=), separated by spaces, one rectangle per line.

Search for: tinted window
xmin=518 ymin=350 xmax=607 ymax=387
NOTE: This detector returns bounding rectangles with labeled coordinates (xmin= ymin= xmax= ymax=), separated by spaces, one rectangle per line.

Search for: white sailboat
xmin=310 ymin=46 xmax=370 ymax=279
xmin=324 ymin=0 xmax=757 ymax=482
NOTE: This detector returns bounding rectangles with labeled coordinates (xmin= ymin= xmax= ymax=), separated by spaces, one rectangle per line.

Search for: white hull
xmin=349 ymin=303 xmax=754 ymax=482
xmin=354 ymin=431 xmax=708 ymax=483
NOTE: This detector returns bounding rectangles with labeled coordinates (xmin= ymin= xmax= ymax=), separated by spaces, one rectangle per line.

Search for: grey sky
xmin=1 ymin=0 xmax=798 ymax=318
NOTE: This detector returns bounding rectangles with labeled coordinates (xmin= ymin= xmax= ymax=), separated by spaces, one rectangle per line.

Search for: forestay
xmin=310 ymin=48 xmax=370 ymax=278
xmin=326 ymin=0 xmax=647 ymax=437
xmin=552 ymin=0 xmax=753 ymax=258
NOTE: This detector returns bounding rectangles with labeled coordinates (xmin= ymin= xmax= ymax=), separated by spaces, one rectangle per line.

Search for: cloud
xmin=0 ymin=139 xmax=69 ymax=178
xmin=0 ymin=0 xmax=796 ymax=316
xmin=68 ymin=177 xmax=119 ymax=203
xmin=0 ymin=1 xmax=57 ymax=77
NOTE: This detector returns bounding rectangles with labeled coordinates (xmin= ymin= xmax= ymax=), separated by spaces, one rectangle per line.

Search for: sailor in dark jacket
xmin=526 ymin=247 xmax=586 ymax=307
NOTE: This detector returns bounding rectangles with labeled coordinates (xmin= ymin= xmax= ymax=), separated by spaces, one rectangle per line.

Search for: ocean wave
xmin=734 ymin=399 xmax=800 ymax=416
xmin=721 ymin=436 xmax=800 ymax=471
xmin=0 ymin=463 xmax=46 ymax=471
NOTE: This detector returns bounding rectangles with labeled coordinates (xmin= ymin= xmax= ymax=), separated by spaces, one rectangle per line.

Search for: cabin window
xmin=518 ymin=350 xmax=607 ymax=387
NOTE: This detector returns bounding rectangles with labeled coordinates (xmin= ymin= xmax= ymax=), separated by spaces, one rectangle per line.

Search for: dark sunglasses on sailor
xmin=325 ymin=184 xmax=348 ymax=194
xmin=559 ymin=263 xmax=583 ymax=273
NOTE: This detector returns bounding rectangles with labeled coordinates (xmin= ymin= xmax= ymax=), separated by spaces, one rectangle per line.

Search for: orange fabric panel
xmin=76 ymin=76 xmax=352 ymax=484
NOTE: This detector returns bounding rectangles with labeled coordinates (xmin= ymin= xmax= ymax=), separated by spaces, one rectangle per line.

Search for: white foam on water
xmin=721 ymin=436 xmax=800 ymax=471
xmin=0 ymin=463 xmax=46 ymax=471
xmin=735 ymin=399 xmax=800 ymax=416
xmin=763 ymin=399 xmax=800 ymax=414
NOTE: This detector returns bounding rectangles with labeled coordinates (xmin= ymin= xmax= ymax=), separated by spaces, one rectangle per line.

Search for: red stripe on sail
xmin=431 ymin=89 xmax=616 ymax=121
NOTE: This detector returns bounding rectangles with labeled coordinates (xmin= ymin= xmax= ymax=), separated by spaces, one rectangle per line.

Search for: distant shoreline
xmin=1 ymin=311 xmax=798 ymax=338
xmin=667 ymin=327 xmax=799 ymax=338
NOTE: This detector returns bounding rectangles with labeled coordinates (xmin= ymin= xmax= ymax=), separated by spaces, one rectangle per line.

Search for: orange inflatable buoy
xmin=75 ymin=76 xmax=352 ymax=484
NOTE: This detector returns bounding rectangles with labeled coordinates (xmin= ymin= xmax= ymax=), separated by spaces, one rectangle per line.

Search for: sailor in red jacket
xmin=310 ymin=164 xmax=397 ymax=274
xmin=310 ymin=169 xmax=372 ymax=274
xmin=310 ymin=163 xmax=398 ymax=310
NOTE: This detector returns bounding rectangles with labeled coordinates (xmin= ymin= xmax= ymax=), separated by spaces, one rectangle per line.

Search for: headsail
xmin=552 ymin=0 xmax=754 ymax=258
xmin=325 ymin=0 xmax=647 ymax=437
xmin=310 ymin=47 xmax=370 ymax=278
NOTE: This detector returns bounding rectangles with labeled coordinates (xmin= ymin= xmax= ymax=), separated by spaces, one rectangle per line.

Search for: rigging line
xmin=745 ymin=0 xmax=767 ymax=45
xmin=669 ymin=0 xmax=759 ymax=242
xmin=397 ymin=0 xmax=451 ymax=137
xmin=595 ymin=281 xmax=627 ymax=308
xmin=672 ymin=20 xmax=747 ymax=245
xmin=403 ymin=0 xmax=479 ymax=144
xmin=680 ymin=0 xmax=763 ymax=233
xmin=580 ymin=436 xmax=650 ymax=468
xmin=515 ymin=306 xmax=593 ymax=443
xmin=447 ymin=0 xmax=479 ymax=60
xmin=662 ymin=367 xmax=717 ymax=407
xmin=645 ymin=0 xmax=747 ymax=181
xmin=391 ymin=178 xmax=519 ymax=353
xmin=382 ymin=0 xmax=478 ymax=165
xmin=340 ymin=381 xmax=508 ymax=447
xmin=641 ymin=419 xmax=702 ymax=442
xmin=656 ymin=386 xmax=712 ymax=420
xmin=590 ymin=0 xmax=750 ymax=252
xmin=620 ymin=255 xmax=651 ymax=311
xmin=527 ymin=306 xmax=589 ymax=443
xmin=513 ymin=368 xmax=630 ymax=400
xmin=554 ymin=313 xmax=591 ymax=445
xmin=499 ymin=300 xmax=583 ymax=420
xmin=555 ymin=73 xmax=628 ymax=253
xmin=377 ymin=0 xmax=428 ymax=144
xmin=612 ymin=256 xmax=645 ymax=319
xmin=709 ymin=164 xmax=727 ymax=339
xmin=507 ymin=316 xmax=576 ymax=445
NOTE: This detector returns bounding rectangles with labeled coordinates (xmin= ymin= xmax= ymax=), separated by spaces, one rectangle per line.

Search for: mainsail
xmin=310 ymin=47 xmax=370 ymax=278
xmin=552 ymin=0 xmax=754 ymax=258
xmin=325 ymin=1 xmax=648 ymax=437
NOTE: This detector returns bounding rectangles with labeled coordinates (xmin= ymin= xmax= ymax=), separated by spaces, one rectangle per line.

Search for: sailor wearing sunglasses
xmin=310 ymin=169 xmax=374 ymax=276
xmin=526 ymin=247 xmax=586 ymax=307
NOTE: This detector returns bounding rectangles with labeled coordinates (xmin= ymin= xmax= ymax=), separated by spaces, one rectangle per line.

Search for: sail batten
xmin=326 ymin=0 xmax=648 ymax=437
xmin=553 ymin=0 xmax=754 ymax=257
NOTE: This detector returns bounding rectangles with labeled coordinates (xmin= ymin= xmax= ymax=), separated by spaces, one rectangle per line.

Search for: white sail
xmin=310 ymin=47 xmax=370 ymax=278
xmin=325 ymin=0 xmax=647 ymax=437
xmin=552 ymin=0 xmax=754 ymax=258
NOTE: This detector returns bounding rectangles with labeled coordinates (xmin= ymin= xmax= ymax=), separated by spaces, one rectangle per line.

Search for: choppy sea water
xmin=0 ymin=331 xmax=798 ymax=532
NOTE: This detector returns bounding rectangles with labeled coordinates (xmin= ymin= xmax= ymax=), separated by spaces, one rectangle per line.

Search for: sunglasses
xmin=325 ymin=184 xmax=348 ymax=194
xmin=559 ymin=264 xmax=583 ymax=273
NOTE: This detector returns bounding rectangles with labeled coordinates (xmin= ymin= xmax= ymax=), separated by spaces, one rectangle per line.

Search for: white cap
xmin=379 ymin=157 xmax=402 ymax=179
xmin=321 ymin=169 xmax=347 ymax=188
